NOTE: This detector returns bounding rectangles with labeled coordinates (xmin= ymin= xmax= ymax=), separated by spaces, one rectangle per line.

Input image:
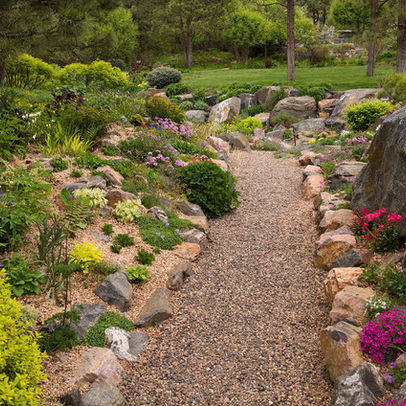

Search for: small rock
xmin=319 ymin=209 xmax=356 ymax=233
xmin=318 ymin=98 xmax=339 ymax=114
xmin=61 ymin=180 xmax=88 ymax=194
xmin=320 ymin=321 xmax=363 ymax=381
xmin=298 ymin=151 xmax=316 ymax=166
xmin=271 ymin=96 xmax=317 ymax=120
xmin=185 ymin=110 xmax=208 ymax=122
xmin=59 ymin=389 xmax=82 ymax=406
xmin=106 ymin=189 xmax=138 ymax=207
xmin=303 ymin=165 xmax=323 ymax=179
xmin=105 ymin=327 xmax=138 ymax=362
xmin=166 ymin=260 xmax=193 ymax=291
xmin=147 ymin=206 xmax=168 ymax=223
xmin=292 ymin=118 xmax=326 ymax=134
xmin=134 ymin=288 xmax=173 ymax=328
xmin=253 ymin=112 xmax=271 ymax=129
xmin=303 ymin=174 xmax=324 ymax=199
xmin=178 ymin=215 xmax=209 ymax=233
xmin=332 ymin=362 xmax=383 ymax=406
xmin=324 ymin=267 xmax=363 ymax=305
xmin=330 ymin=285 xmax=374 ymax=324
xmin=239 ymin=93 xmax=257 ymax=110
xmin=85 ymin=176 xmax=107 ymax=189
xmin=173 ymin=242 xmax=201 ymax=261
xmin=75 ymin=348 xmax=124 ymax=386
xmin=99 ymin=207 xmax=113 ymax=218
xmin=90 ymin=231 xmax=110 ymax=243
xmin=253 ymin=127 xmax=265 ymax=139
xmin=392 ymin=379 xmax=406 ymax=401
xmin=128 ymin=332 xmax=149 ymax=357
xmin=81 ymin=378 xmax=125 ymax=406
xmin=175 ymin=200 xmax=205 ymax=217
xmin=230 ymin=133 xmax=251 ymax=151
xmin=314 ymin=192 xmax=333 ymax=210
xmin=207 ymin=136 xmax=231 ymax=152
xmin=96 ymin=166 xmax=124 ymax=187
xmin=71 ymin=303 xmax=107 ymax=340
xmin=330 ymin=249 xmax=365 ymax=269
xmin=180 ymin=229 xmax=207 ymax=244
xmin=205 ymin=94 xmax=219 ymax=106
xmin=329 ymin=161 xmax=366 ymax=189
xmin=94 ymin=272 xmax=132 ymax=312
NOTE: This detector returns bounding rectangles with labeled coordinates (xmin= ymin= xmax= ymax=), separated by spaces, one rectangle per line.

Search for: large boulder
xmin=326 ymin=89 xmax=380 ymax=130
xmin=324 ymin=267 xmax=363 ymax=304
xmin=332 ymin=363 xmax=384 ymax=406
xmin=253 ymin=112 xmax=271 ymax=129
xmin=239 ymin=93 xmax=257 ymax=110
xmin=230 ymin=133 xmax=251 ymax=151
xmin=271 ymin=96 xmax=317 ymax=120
xmin=71 ymin=303 xmax=107 ymax=340
xmin=319 ymin=209 xmax=357 ymax=233
xmin=81 ymin=378 xmax=125 ymax=406
xmin=208 ymin=97 xmax=241 ymax=123
xmin=320 ymin=321 xmax=363 ymax=381
xmin=318 ymin=98 xmax=339 ymax=115
xmin=329 ymin=161 xmax=367 ymax=190
xmin=351 ymin=107 xmax=406 ymax=237
xmin=303 ymin=174 xmax=324 ymax=199
xmin=330 ymin=285 xmax=374 ymax=324
xmin=292 ymin=118 xmax=326 ymax=134
xmin=185 ymin=110 xmax=208 ymax=122
xmin=255 ymin=86 xmax=282 ymax=106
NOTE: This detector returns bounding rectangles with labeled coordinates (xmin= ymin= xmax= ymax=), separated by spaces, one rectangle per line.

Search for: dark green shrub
xmin=178 ymin=161 xmax=240 ymax=218
xmin=147 ymin=67 xmax=182 ymax=88
xmin=50 ymin=157 xmax=68 ymax=172
xmin=109 ymin=58 xmax=127 ymax=71
xmin=166 ymin=82 xmax=192 ymax=96
xmin=193 ymin=100 xmax=209 ymax=110
xmin=38 ymin=326 xmax=79 ymax=353
xmin=83 ymin=311 xmax=134 ymax=347
xmin=170 ymin=139 xmax=217 ymax=158
xmin=135 ymin=249 xmax=155 ymax=265
xmin=110 ymin=244 xmax=122 ymax=254
xmin=146 ymin=97 xmax=186 ymax=123
xmin=114 ymin=233 xmax=135 ymax=247
xmin=101 ymin=145 xmax=120 ymax=156
xmin=0 ymin=112 xmax=29 ymax=159
xmin=265 ymin=86 xmax=287 ymax=111
xmin=344 ymin=99 xmax=393 ymax=131
xmin=93 ymin=262 xmax=121 ymax=276
xmin=5 ymin=54 xmax=54 ymax=89
xmin=141 ymin=194 xmax=163 ymax=209
xmin=379 ymin=73 xmax=406 ymax=103
xmin=102 ymin=223 xmax=114 ymax=236
xmin=122 ymin=177 xmax=149 ymax=195
xmin=70 ymin=169 xmax=83 ymax=178
xmin=179 ymin=101 xmax=194 ymax=111
xmin=241 ymin=105 xmax=265 ymax=117
xmin=270 ymin=112 xmax=297 ymax=127
xmin=75 ymin=152 xmax=105 ymax=170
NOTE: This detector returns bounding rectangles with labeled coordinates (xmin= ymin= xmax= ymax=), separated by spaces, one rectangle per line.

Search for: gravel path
xmin=122 ymin=151 xmax=332 ymax=405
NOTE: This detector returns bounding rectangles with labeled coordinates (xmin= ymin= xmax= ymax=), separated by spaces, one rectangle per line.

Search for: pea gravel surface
xmin=122 ymin=151 xmax=332 ymax=405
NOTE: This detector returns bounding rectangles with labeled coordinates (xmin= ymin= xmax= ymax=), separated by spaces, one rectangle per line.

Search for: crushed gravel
xmin=121 ymin=151 xmax=332 ymax=405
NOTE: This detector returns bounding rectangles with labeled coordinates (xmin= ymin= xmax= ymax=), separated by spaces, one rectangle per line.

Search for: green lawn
xmin=182 ymin=65 xmax=395 ymax=91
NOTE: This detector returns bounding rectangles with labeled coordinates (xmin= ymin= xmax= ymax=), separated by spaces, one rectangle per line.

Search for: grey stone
xmin=326 ymin=89 xmax=380 ymax=130
xmin=166 ymin=261 xmax=193 ymax=291
xmin=329 ymin=161 xmax=366 ymax=189
xmin=255 ymin=86 xmax=288 ymax=106
xmin=205 ymin=94 xmax=219 ymax=106
xmin=81 ymin=378 xmax=125 ymax=406
xmin=59 ymin=389 xmax=81 ymax=406
xmin=239 ymin=93 xmax=257 ymax=110
xmin=105 ymin=327 xmax=138 ymax=362
xmin=392 ymin=379 xmax=406 ymax=401
xmin=185 ymin=110 xmax=208 ymax=122
xmin=147 ymin=206 xmax=169 ymax=223
xmin=61 ymin=180 xmax=88 ymax=194
xmin=330 ymin=249 xmax=364 ymax=270
xmin=71 ymin=303 xmax=107 ymax=340
xmin=175 ymin=199 xmax=205 ymax=217
xmin=332 ymin=363 xmax=383 ymax=406
xmin=85 ymin=176 xmax=107 ymax=189
xmin=253 ymin=112 xmax=271 ymax=129
xmin=289 ymin=88 xmax=301 ymax=97
xmin=134 ymin=287 xmax=173 ymax=327
xmin=230 ymin=133 xmax=251 ymax=151
xmin=94 ymin=272 xmax=132 ymax=312
xmin=180 ymin=229 xmax=207 ymax=244
xmin=351 ymin=107 xmax=406 ymax=237
xmin=90 ymin=231 xmax=110 ymax=243
xmin=177 ymin=93 xmax=193 ymax=102
xmin=128 ymin=332 xmax=149 ymax=357
xmin=271 ymin=96 xmax=317 ymax=120
xmin=292 ymin=118 xmax=326 ymax=134
xmin=208 ymin=97 xmax=241 ymax=123
xmin=266 ymin=125 xmax=286 ymax=140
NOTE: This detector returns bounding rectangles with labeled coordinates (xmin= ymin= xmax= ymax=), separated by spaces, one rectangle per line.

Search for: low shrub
xmin=38 ymin=326 xmax=79 ymax=353
xmin=251 ymin=141 xmax=281 ymax=151
xmin=344 ymin=99 xmax=393 ymax=132
xmin=141 ymin=194 xmax=162 ymax=209
xmin=320 ymin=161 xmax=336 ymax=178
xmin=102 ymin=223 xmax=114 ymax=236
xmin=170 ymin=139 xmax=217 ymax=159
xmin=147 ymin=67 xmax=182 ymax=88
xmin=114 ymin=233 xmax=134 ymax=248
xmin=83 ymin=311 xmax=134 ymax=347
xmin=50 ymin=157 xmax=68 ymax=172
xmin=241 ymin=105 xmax=265 ymax=117
xmin=70 ymin=169 xmax=83 ymax=178
xmin=270 ymin=112 xmax=297 ymax=127
xmin=235 ymin=117 xmax=262 ymax=134
xmin=179 ymin=101 xmax=194 ymax=111
xmin=113 ymin=199 xmax=145 ymax=223
xmin=93 ymin=262 xmax=121 ymax=276
xmin=110 ymin=244 xmax=122 ymax=254
xmin=135 ymin=249 xmax=155 ymax=265
xmin=146 ymin=97 xmax=186 ymax=124
xmin=178 ymin=161 xmax=240 ymax=218
xmin=73 ymin=188 xmax=107 ymax=209
xmin=69 ymin=241 xmax=103 ymax=274
xmin=364 ymin=293 xmax=394 ymax=321
xmin=379 ymin=73 xmax=406 ymax=103
xmin=0 ymin=271 xmax=46 ymax=404
xmin=101 ymin=145 xmax=120 ymax=156
xmin=265 ymin=86 xmax=288 ymax=111
xmin=310 ymin=45 xmax=330 ymax=64
xmin=5 ymin=54 xmax=54 ymax=89
xmin=166 ymin=82 xmax=192 ymax=96
xmin=122 ymin=176 xmax=149 ymax=195
xmin=126 ymin=265 xmax=149 ymax=283
xmin=193 ymin=100 xmax=209 ymax=110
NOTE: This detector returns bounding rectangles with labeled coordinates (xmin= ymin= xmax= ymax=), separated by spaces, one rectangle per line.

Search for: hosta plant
xmin=113 ymin=199 xmax=145 ymax=223
xmin=73 ymin=188 xmax=108 ymax=209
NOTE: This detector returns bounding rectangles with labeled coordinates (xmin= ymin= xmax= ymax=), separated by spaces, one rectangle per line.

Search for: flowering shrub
xmin=69 ymin=241 xmax=103 ymax=273
xmin=354 ymin=208 xmax=402 ymax=253
xmin=364 ymin=293 xmax=393 ymax=321
xmin=360 ymin=308 xmax=406 ymax=364
xmin=377 ymin=401 xmax=406 ymax=406
xmin=149 ymin=117 xmax=196 ymax=139
xmin=113 ymin=199 xmax=145 ymax=222
xmin=190 ymin=154 xmax=211 ymax=163
xmin=146 ymin=96 xmax=186 ymax=124
xmin=73 ymin=188 xmax=108 ymax=208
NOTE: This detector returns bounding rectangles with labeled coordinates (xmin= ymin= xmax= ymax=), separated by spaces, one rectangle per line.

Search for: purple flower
xmin=383 ymin=374 xmax=395 ymax=384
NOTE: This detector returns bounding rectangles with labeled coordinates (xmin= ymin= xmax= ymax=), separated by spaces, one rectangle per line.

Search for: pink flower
xmin=388 ymin=213 xmax=402 ymax=223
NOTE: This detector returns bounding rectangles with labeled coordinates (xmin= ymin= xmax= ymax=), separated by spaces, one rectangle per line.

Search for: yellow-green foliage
xmin=73 ymin=188 xmax=108 ymax=208
xmin=0 ymin=271 xmax=46 ymax=405
xmin=146 ymin=97 xmax=186 ymax=124
xmin=5 ymin=54 xmax=54 ymax=89
xmin=379 ymin=73 xmax=406 ymax=103
xmin=235 ymin=116 xmax=263 ymax=134
xmin=69 ymin=241 xmax=103 ymax=273
xmin=113 ymin=199 xmax=146 ymax=223
xmin=57 ymin=60 xmax=128 ymax=89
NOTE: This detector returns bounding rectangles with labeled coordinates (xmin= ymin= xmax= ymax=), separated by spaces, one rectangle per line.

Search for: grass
xmin=182 ymin=65 xmax=395 ymax=91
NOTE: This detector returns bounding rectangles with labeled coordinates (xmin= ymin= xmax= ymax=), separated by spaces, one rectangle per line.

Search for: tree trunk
xmin=367 ymin=0 xmax=378 ymax=76
xmin=397 ymin=0 xmax=406 ymax=73
xmin=183 ymin=17 xmax=193 ymax=68
xmin=0 ymin=61 xmax=5 ymax=86
xmin=243 ymin=46 xmax=249 ymax=64
xmin=287 ymin=0 xmax=295 ymax=82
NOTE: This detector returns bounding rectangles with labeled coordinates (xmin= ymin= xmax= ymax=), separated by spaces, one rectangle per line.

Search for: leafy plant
xmin=50 ymin=157 xmax=68 ymax=172
xmin=146 ymin=97 xmax=186 ymax=124
xmin=75 ymin=152 xmax=105 ymax=170
xmin=69 ymin=241 xmax=103 ymax=274
xmin=38 ymin=327 xmax=79 ymax=353
xmin=365 ymin=293 xmax=393 ymax=321
xmin=265 ymin=86 xmax=288 ymax=111
xmin=122 ymin=177 xmax=149 ymax=195
xmin=102 ymin=223 xmax=114 ymax=236
xmin=126 ymin=265 xmax=149 ymax=283
xmin=344 ymin=99 xmax=393 ymax=131
xmin=73 ymin=188 xmax=107 ymax=209
xmin=166 ymin=82 xmax=192 ymax=96
xmin=379 ymin=73 xmax=406 ymax=103
xmin=320 ymin=161 xmax=336 ymax=178
xmin=135 ymin=249 xmax=155 ymax=265
xmin=114 ymin=233 xmax=135 ymax=248
xmin=179 ymin=101 xmax=194 ymax=111
xmin=93 ymin=262 xmax=121 ymax=276
xmin=113 ymin=199 xmax=145 ymax=222
xmin=147 ymin=67 xmax=182 ymax=88
xmin=0 ymin=271 xmax=46 ymax=405
xmin=70 ymin=169 xmax=83 ymax=178
xmin=110 ymin=244 xmax=122 ymax=254
xmin=0 ymin=111 xmax=29 ymax=160
xmin=1 ymin=254 xmax=44 ymax=297
xmin=235 ymin=117 xmax=262 ymax=134
xmin=141 ymin=194 xmax=163 ymax=209
xmin=270 ymin=112 xmax=297 ymax=127
xmin=178 ymin=161 xmax=240 ymax=218
xmin=101 ymin=145 xmax=120 ymax=156
xmin=83 ymin=311 xmax=134 ymax=347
